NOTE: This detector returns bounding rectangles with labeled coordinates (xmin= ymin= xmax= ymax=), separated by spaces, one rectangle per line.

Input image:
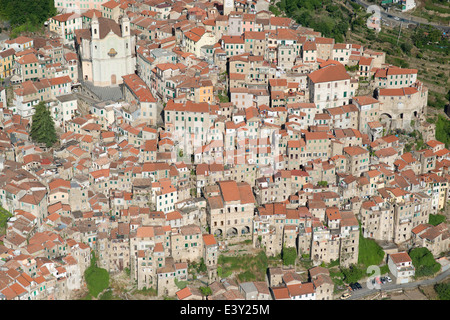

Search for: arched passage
xmin=214 ymin=229 xmax=223 ymax=237
xmin=379 ymin=113 xmax=393 ymax=131
xmin=227 ymin=227 xmax=238 ymax=237
xmin=241 ymin=226 xmax=250 ymax=235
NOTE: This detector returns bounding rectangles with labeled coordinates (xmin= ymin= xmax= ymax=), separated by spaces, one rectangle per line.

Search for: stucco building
xmin=75 ymin=16 xmax=136 ymax=87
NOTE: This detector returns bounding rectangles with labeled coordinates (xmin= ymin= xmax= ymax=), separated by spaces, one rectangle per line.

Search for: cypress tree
xmin=30 ymin=101 xmax=57 ymax=147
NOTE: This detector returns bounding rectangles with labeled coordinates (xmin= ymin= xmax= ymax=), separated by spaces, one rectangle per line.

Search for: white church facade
xmin=75 ymin=16 xmax=136 ymax=87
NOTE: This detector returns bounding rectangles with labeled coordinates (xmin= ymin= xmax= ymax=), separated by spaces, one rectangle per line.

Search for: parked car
xmin=372 ymin=276 xmax=382 ymax=285
xmin=380 ymin=277 xmax=386 ymax=284
xmin=340 ymin=292 xmax=351 ymax=300
xmin=350 ymin=283 xmax=358 ymax=291
xmin=355 ymin=282 xmax=362 ymax=290
xmin=386 ymin=276 xmax=392 ymax=283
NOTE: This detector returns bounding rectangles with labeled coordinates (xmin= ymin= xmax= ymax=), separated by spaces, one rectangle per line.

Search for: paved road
xmin=350 ymin=0 xmax=450 ymax=33
xmin=346 ymin=268 xmax=450 ymax=300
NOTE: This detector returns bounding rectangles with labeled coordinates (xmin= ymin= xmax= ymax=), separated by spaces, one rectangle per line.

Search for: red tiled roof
xmin=122 ymin=74 xmax=156 ymax=102
xmin=102 ymin=0 xmax=120 ymax=9
xmin=202 ymin=234 xmax=217 ymax=246
xmin=353 ymin=95 xmax=379 ymax=106
xmin=389 ymin=252 xmax=412 ymax=264
xmin=378 ymin=87 xmax=418 ymax=96
xmin=308 ymin=64 xmax=350 ymax=83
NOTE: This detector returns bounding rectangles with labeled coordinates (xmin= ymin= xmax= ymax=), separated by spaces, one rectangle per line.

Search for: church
xmin=74 ymin=15 xmax=136 ymax=87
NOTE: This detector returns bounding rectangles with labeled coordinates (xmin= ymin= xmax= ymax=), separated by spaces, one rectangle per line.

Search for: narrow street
xmin=347 ymin=268 xmax=450 ymax=300
xmin=349 ymin=0 xmax=450 ymax=33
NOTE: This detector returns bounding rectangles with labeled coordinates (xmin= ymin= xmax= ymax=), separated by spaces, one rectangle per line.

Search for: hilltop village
xmin=0 ymin=0 xmax=448 ymax=300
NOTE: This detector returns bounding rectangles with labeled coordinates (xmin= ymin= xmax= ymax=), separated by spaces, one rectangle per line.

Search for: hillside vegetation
xmin=0 ymin=0 xmax=57 ymax=38
xmin=0 ymin=206 xmax=12 ymax=238
xmin=276 ymin=0 xmax=355 ymax=43
xmin=411 ymin=0 xmax=450 ymax=25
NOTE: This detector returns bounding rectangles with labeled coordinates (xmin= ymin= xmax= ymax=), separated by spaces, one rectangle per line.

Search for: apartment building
xmin=164 ymin=99 xmax=215 ymax=154
xmin=49 ymin=13 xmax=83 ymax=44
xmin=205 ymin=180 xmax=255 ymax=243
xmin=343 ymin=146 xmax=370 ymax=177
xmin=308 ymin=64 xmax=351 ymax=111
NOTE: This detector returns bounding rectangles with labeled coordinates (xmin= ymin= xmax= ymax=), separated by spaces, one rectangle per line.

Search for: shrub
xmin=341 ymin=265 xmax=365 ymax=284
xmin=400 ymin=42 xmax=413 ymax=55
xmin=435 ymin=115 xmax=450 ymax=147
xmin=269 ymin=5 xmax=281 ymax=16
xmin=200 ymin=286 xmax=212 ymax=296
xmin=175 ymin=278 xmax=188 ymax=290
xmin=135 ymin=286 xmax=157 ymax=296
xmin=409 ymin=247 xmax=441 ymax=278
xmin=317 ymin=181 xmax=328 ymax=187
xmin=238 ymin=270 xmax=257 ymax=282
xmin=217 ymin=251 xmax=268 ymax=281
xmin=0 ymin=205 xmax=12 ymax=237
xmin=434 ymin=283 xmax=450 ymax=300
xmin=99 ymin=289 xmax=119 ymax=300
xmin=281 ymin=247 xmax=297 ymax=266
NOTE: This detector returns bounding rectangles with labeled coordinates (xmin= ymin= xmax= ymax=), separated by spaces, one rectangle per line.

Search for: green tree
xmin=341 ymin=265 xmax=365 ymax=284
xmin=0 ymin=205 xmax=13 ymax=236
xmin=317 ymin=181 xmax=328 ymax=187
xmin=400 ymin=42 xmax=413 ymax=55
xmin=200 ymin=286 xmax=212 ymax=296
xmin=192 ymin=258 xmax=207 ymax=273
xmin=30 ymin=101 xmax=57 ymax=147
xmin=409 ymin=247 xmax=441 ymax=278
xmin=0 ymin=0 xmax=56 ymax=29
xmin=269 ymin=5 xmax=282 ymax=16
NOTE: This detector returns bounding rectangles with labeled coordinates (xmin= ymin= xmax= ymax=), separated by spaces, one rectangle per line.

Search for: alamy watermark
xmin=366 ymin=5 xmax=382 ymax=31
xmin=366 ymin=265 xmax=382 ymax=290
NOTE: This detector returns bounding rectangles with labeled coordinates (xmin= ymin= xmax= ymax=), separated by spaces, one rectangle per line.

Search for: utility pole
xmin=396 ymin=21 xmax=403 ymax=45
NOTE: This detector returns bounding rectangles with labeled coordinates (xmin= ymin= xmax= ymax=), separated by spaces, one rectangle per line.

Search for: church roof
xmin=74 ymin=17 xmax=126 ymax=41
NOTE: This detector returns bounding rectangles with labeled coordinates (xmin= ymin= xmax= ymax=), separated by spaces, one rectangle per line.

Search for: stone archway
xmin=379 ymin=112 xmax=392 ymax=121
xmin=214 ymin=229 xmax=223 ymax=237
xmin=226 ymin=227 xmax=238 ymax=237
xmin=379 ymin=113 xmax=393 ymax=132
xmin=241 ymin=226 xmax=250 ymax=235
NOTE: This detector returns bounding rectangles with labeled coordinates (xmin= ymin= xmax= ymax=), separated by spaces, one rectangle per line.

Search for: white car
xmin=340 ymin=292 xmax=351 ymax=300
xmin=394 ymin=16 xmax=400 ymax=21
xmin=386 ymin=276 xmax=392 ymax=283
